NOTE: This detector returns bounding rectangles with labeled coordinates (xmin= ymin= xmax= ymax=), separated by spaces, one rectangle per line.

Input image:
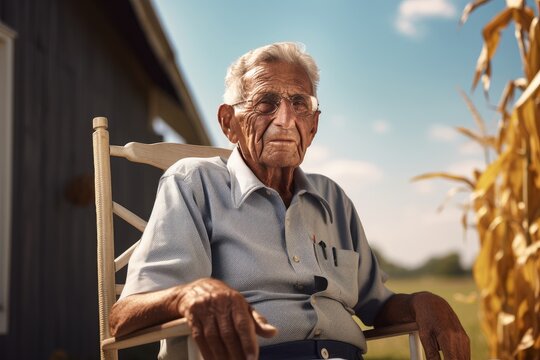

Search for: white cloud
xmin=446 ymin=159 xmax=484 ymax=176
xmin=458 ymin=141 xmax=484 ymax=156
xmin=328 ymin=114 xmax=347 ymax=128
xmin=302 ymin=144 xmax=383 ymax=193
xmin=428 ymin=124 xmax=458 ymax=142
xmin=396 ymin=0 xmax=456 ymax=37
xmin=372 ymin=120 xmax=391 ymax=134
xmin=412 ymin=180 xmax=435 ymax=194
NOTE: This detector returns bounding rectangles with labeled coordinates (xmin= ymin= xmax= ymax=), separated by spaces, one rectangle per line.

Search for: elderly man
xmin=110 ymin=42 xmax=470 ymax=360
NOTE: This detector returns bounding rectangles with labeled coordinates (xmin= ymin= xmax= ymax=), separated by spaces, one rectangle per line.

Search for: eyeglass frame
xmin=230 ymin=92 xmax=320 ymax=117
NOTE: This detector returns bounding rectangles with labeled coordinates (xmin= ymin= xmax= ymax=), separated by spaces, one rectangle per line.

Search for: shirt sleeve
xmin=120 ymin=172 xmax=212 ymax=299
xmin=349 ymin=203 xmax=394 ymax=326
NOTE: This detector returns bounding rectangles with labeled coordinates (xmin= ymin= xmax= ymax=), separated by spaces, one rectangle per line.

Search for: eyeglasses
xmin=231 ymin=92 xmax=319 ymax=117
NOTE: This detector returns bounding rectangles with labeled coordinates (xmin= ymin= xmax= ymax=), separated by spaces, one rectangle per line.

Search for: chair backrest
xmin=92 ymin=116 xmax=231 ymax=351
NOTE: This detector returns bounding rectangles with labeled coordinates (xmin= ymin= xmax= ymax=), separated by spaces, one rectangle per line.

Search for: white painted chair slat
xmin=364 ymin=323 xmax=425 ymax=360
xmin=101 ymin=318 xmax=191 ymax=350
xmin=409 ymin=331 xmax=425 ymax=360
xmin=114 ymin=239 xmax=141 ymax=272
xmin=112 ymin=202 xmax=147 ymax=233
xmin=110 ymin=142 xmax=231 ymax=171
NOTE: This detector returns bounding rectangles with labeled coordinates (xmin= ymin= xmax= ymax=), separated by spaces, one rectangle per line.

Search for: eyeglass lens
xmin=253 ymin=93 xmax=316 ymax=116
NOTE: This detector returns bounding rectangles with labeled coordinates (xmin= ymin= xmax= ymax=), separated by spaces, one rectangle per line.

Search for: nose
xmin=273 ymin=99 xmax=296 ymax=128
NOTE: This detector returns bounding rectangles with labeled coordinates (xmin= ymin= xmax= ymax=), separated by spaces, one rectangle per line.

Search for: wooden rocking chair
xmin=92 ymin=116 xmax=424 ymax=360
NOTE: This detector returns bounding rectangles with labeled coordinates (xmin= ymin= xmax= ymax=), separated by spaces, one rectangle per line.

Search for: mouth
xmin=267 ymin=139 xmax=298 ymax=148
xmin=268 ymin=137 xmax=297 ymax=143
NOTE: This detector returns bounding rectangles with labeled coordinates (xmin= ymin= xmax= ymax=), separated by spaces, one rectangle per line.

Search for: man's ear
xmin=306 ymin=111 xmax=319 ymax=147
xmin=218 ymin=104 xmax=238 ymax=143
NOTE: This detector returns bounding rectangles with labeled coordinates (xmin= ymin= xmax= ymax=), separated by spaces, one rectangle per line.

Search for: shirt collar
xmin=227 ymin=147 xmax=267 ymax=208
xmin=293 ymin=167 xmax=334 ymax=224
xmin=227 ymin=147 xmax=334 ymax=223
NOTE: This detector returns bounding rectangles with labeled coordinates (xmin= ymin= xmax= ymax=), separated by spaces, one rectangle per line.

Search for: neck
xmin=251 ymin=163 xmax=296 ymax=207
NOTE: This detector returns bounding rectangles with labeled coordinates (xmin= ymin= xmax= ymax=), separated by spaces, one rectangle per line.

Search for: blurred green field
xmin=363 ymin=276 xmax=488 ymax=360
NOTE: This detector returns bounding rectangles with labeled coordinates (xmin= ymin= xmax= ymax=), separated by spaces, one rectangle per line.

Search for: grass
xmin=363 ymin=276 xmax=488 ymax=360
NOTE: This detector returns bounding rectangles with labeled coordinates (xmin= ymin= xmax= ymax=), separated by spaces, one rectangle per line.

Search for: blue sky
xmin=153 ymin=0 xmax=520 ymax=267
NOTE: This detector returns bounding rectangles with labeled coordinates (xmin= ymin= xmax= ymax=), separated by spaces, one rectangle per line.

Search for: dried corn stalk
xmin=415 ymin=1 xmax=540 ymax=358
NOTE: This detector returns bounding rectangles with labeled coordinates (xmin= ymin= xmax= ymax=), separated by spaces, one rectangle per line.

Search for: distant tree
xmin=373 ymin=248 xmax=469 ymax=278
xmin=371 ymin=248 xmax=411 ymax=278
xmin=413 ymin=252 xmax=468 ymax=277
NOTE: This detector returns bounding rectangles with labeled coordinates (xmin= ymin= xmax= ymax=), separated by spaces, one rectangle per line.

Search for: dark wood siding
xmin=0 ymin=0 xmax=176 ymax=357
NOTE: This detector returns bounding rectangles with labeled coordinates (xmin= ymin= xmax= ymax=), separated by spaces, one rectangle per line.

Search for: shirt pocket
xmin=313 ymin=244 xmax=359 ymax=308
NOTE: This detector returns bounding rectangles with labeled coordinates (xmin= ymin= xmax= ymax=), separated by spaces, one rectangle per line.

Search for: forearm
xmin=109 ymin=285 xmax=184 ymax=337
xmin=373 ymin=292 xmax=421 ymax=327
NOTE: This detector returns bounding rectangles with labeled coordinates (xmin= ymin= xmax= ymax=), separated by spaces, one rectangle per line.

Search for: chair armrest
xmin=102 ymin=318 xmax=191 ymax=350
xmin=363 ymin=321 xmax=419 ymax=341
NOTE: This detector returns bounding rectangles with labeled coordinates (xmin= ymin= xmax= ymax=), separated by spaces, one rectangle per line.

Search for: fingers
xmin=252 ymin=309 xmax=278 ymax=338
xmin=435 ymin=327 xmax=471 ymax=360
xmin=411 ymin=292 xmax=471 ymax=360
xmin=178 ymin=278 xmax=273 ymax=360
xmin=219 ymin=297 xmax=254 ymax=360
xmin=230 ymin=301 xmax=259 ymax=360
xmin=418 ymin=330 xmax=442 ymax=360
xmin=189 ymin=315 xmax=221 ymax=360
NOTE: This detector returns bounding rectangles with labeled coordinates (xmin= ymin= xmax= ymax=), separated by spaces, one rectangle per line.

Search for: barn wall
xmin=0 ymin=0 xmax=170 ymax=357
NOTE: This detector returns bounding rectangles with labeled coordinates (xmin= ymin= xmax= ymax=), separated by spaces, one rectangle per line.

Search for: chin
xmin=260 ymin=149 xmax=303 ymax=168
xmin=264 ymin=158 xmax=301 ymax=168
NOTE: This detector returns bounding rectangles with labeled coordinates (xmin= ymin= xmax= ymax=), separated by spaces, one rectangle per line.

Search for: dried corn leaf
xmin=512 ymin=232 xmax=527 ymax=257
xmin=528 ymin=18 xmax=540 ymax=79
xmin=473 ymin=46 xmax=489 ymax=91
xmin=436 ymin=186 xmax=470 ymax=213
xmin=459 ymin=87 xmax=488 ymax=134
xmin=474 ymin=230 xmax=499 ymax=289
xmin=476 ymin=150 xmax=512 ymax=194
xmin=515 ymin=69 xmax=540 ymax=108
xmin=517 ymin=241 xmax=540 ymax=265
xmin=412 ymin=172 xmax=475 ymax=188
xmin=497 ymin=115 xmax=510 ymax=153
xmin=473 ymin=8 xmax=514 ymax=90
xmin=514 ymin=328 xmax=535 ymax=352
xmin=505 ymin=0 xmax=524 ymax=8
xmin=461 ymin=208 xmax=468 ymax=229
xmin=498 ymin=78 xmax=527 ymax=114
xmin=456 ymin=126 xmax=497 ymax=148
xmin=518 ymin=100 xmax=540 ymax=191
xmin=511 ymin=6 xmax=535 ymax=31
xmin=461 ymin=0 xmax=494 ymax=25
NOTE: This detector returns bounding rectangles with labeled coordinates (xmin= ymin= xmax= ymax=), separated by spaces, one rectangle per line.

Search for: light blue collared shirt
xmin=121 ymin=147 xmax=393 ymax=358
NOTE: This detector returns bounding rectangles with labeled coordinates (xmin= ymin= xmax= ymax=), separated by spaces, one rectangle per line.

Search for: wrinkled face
xmin=227 ymin=61 xmax=319 ymax=170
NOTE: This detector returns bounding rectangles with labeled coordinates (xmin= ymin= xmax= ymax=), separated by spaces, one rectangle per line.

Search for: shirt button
xmin=314 ymin=328 xmax=322 ymax=336
xmin=320 ymin=348 xmax=329 ymax=359
xmin=292 ymin=255 xmax=300 ymax=263
xmin=311 ymin=298 xmax=316 ymax=305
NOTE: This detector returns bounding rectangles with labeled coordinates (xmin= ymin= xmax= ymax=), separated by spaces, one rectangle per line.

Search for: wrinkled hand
xmin=411 ymin=292 xmax=470 ymax=360
xmin=177 ymin=278 xmax=277 ymax=360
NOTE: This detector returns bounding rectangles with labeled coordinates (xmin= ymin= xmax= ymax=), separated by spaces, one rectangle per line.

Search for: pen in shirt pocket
xmin=317 ymin=240 xmax=328 ymax=260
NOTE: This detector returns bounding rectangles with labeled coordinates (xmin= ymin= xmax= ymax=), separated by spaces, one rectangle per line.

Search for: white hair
xmin=223 ymin=42 xmax=320 ymax=104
